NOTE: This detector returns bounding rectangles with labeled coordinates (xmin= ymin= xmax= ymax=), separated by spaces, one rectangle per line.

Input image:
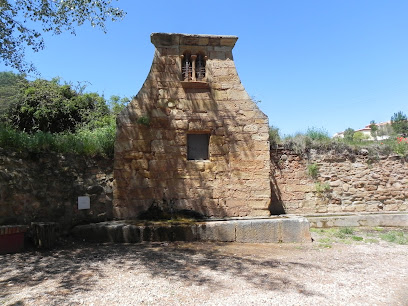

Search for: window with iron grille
xmin=195 ymin=53 xmax=206 ymax=81
xmin=181 ymin=52 xmax=206 ymax=82
xmin=182 ymin=52 xmax=192 ymax=81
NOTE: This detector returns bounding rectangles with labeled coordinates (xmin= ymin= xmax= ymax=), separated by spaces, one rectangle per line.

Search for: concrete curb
xmin=71 ymin=216 xmax=312 ymax=243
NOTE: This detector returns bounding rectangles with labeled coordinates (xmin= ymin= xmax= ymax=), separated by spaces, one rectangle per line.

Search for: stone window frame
xmin=187 ymin=132 xmax=210 ymax=161
xmin=181 ymin=51 xmax=207 ymax=83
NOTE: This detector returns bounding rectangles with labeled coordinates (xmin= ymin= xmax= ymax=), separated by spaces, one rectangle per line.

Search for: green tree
xmin=0 ymin=71 xmax=28 ymax=115
xmin=5 ymin=77 xmax=109 ymax=133
xmin=109 ymin=95 xmax=130 ymax=115
xmin=343 ymin=128 xmax=355 ymax=142
xmin=391 ymin=111 xmax=408 ymax=136
xmin=0 ymin=0 xmax=125 ymax=73
xmin=369 ymin=120 xmax=378 ymax=140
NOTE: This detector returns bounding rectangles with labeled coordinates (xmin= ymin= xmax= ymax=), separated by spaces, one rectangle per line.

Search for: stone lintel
xmin=151 ymin=33 xmax=238 ymax=48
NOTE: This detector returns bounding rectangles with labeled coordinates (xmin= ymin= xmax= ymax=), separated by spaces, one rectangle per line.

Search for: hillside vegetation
xmin=1 ymin=71 xmax=406 ymax=158
xmin=0 ymin=72 xmax=128 ymax=156
xmin=270 ymin=123 xmax=408 ymax=158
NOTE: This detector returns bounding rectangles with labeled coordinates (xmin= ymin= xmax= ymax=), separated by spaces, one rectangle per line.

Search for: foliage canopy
xmin=5 ymin=77 xmax=111 ymax=133
xmin=0 ymin=0 xmax=125 ymax=72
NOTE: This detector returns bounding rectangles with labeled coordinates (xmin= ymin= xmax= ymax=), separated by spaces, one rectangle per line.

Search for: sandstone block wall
xmin=270 ymin=149 xmax=408 ymax=214
xmin=0 ymin=149 xmax=113 ymax=231
xmin=114 ymin=33 xmax=271 ymax=218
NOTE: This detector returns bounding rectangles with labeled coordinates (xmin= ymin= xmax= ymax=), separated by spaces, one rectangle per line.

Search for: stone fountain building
xmin=113 ymin=33 xmax=271 ymax=219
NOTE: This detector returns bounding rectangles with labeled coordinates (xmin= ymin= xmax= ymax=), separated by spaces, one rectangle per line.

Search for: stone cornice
xmin=151 ymin=33 xmax=238 ymax=48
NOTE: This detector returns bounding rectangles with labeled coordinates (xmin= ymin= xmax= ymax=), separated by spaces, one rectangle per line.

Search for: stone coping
xmin=303 ymin=212 xmax=408 ymax=228
xmin=151 ymin=33 xmax=238 ymax=47
xmin=71 ymin=216 xmax=311 ymax=244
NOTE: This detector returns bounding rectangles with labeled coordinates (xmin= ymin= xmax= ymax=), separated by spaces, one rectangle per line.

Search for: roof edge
xmin=151 ymin=33 xmax=238 ymax=48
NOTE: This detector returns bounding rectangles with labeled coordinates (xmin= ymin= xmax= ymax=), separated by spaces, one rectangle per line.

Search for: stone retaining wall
xmin=1 ymin=147 xmax=407 ymax=230
xmin=0 ymin=149 xmax=113 ymax=231
xmin=270 ymin=149 xmax=408 ymax=214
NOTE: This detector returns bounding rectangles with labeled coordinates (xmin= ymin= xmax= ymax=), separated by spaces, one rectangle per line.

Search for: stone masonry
xmin=114 ymin=33 xmax=271 ymax=219
xmin=271 ymin=149 xmax=408 ymax=214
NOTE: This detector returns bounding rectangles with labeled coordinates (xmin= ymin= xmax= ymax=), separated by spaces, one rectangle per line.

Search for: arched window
xmin=195 ymin=53 xmax=206 ymax=81
xmin=181 ymin=52 xmax=192 ymax=81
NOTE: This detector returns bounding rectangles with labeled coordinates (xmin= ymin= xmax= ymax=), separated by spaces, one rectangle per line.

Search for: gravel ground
xmin=1 ymin=229 xmax=408 ymax=306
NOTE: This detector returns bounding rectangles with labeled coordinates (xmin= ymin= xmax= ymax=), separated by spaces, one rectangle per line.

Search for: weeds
xmin=307 ymin=163 xmax=319 ymax=179
xmin=380 ymin=231 xmax=408 ymax=245
xmin=339 ymin=227 xmax=354 ymax=235
xmin=315 ymin=182 xmax=331 ymax=194
xmin=278 ymin=127 xmax=408 ymax=158
xmin=0 ymin=123 xmax=115 ymax=157
xmin=312 ymin=227 xmax=408 ymax=248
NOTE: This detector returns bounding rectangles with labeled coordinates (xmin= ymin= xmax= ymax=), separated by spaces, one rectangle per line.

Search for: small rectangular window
xmin=187 ymin=134 xmax=210 ymax=160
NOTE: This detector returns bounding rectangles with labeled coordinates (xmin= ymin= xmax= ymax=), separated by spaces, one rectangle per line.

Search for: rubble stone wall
xmin=114 ymin=33 xmax=271 ymax=218
xmin=0 ymin=149 xmax=113 ymax=231
xmin=270 ymin=149 xmax=408 ymax=214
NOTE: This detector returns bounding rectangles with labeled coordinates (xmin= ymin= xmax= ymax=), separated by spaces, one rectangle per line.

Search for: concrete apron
xmin=71 ymin=216 xmax=312 ymax=244
xmin=303 ymin=212 xmax=408 ymax=228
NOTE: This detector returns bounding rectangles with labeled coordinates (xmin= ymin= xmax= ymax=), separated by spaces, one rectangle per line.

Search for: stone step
xmin=71 ymin=216 xmax=311 ymax=244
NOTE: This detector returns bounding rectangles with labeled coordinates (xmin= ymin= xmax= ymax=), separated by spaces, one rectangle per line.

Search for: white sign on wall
xmin=78 ymin=196 xmax=90 ymax=210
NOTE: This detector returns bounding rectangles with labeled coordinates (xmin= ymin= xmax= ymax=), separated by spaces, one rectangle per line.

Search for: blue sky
xmin=1 ymin=0 xmax=408 ymax=136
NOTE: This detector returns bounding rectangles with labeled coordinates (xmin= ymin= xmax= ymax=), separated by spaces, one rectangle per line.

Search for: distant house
xmin=333 ymin=121 xmax=392 ymax=140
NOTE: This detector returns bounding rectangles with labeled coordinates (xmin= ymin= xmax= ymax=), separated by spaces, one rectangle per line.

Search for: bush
xmin=343 ymin=128 xmax=355 ymax=142
xmin=353 ymin=131 xmax=369 ymax=142
xmin=269 ymin=125 xmax=281 ymax=148
xmin=4 ymin=78 xmax=109 ymax=133
xmin=305 ymin=127 xmax=330 ymax=141
xmin=390 ymin=137 xmax=408 ymax=157
xmin=307 ymin=163 xmax=319 ymax=179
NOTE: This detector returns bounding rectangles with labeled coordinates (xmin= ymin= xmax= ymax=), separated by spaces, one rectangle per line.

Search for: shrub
xmin=343 ymin=128 xmax=355 ymax=142
xmin=269 ymin=125 xmax=281 ymax=148
xmin=306 ymin=127 xmax=330 ymax=141
xmin=391 ymin=136 xmax=408 ymax=157
xmin=4 ymin=78 xmax=109 ymax=133
xmin=353 ymin=131 xmax=369 ymax=142
xmin=307 ymin=163 xmax=319 ymax=179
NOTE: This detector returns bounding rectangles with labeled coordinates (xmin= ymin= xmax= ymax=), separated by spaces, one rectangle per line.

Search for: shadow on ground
xmin=0 ymin=241 xmax=324 ymax=304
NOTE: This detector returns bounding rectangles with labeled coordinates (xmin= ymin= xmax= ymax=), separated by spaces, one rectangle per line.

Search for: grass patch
xmin=365 ymin=238 xmax=379 ymax=244
xmin=339 ymin=227 xmax=354 ymax=235
xmin=318 ymin=243 xmax=332 ymax=248
xmin=380 ymin=231 xmax=408 ymax=245
xmin=0 ymin=123 xmax=115 ymax=157
xmin=311 ymin=227 xmax=408 ymax=246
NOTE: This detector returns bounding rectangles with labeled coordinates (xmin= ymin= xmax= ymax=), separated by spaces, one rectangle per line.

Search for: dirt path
xmin=1 ymin=228 xmax=408 ymax=305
